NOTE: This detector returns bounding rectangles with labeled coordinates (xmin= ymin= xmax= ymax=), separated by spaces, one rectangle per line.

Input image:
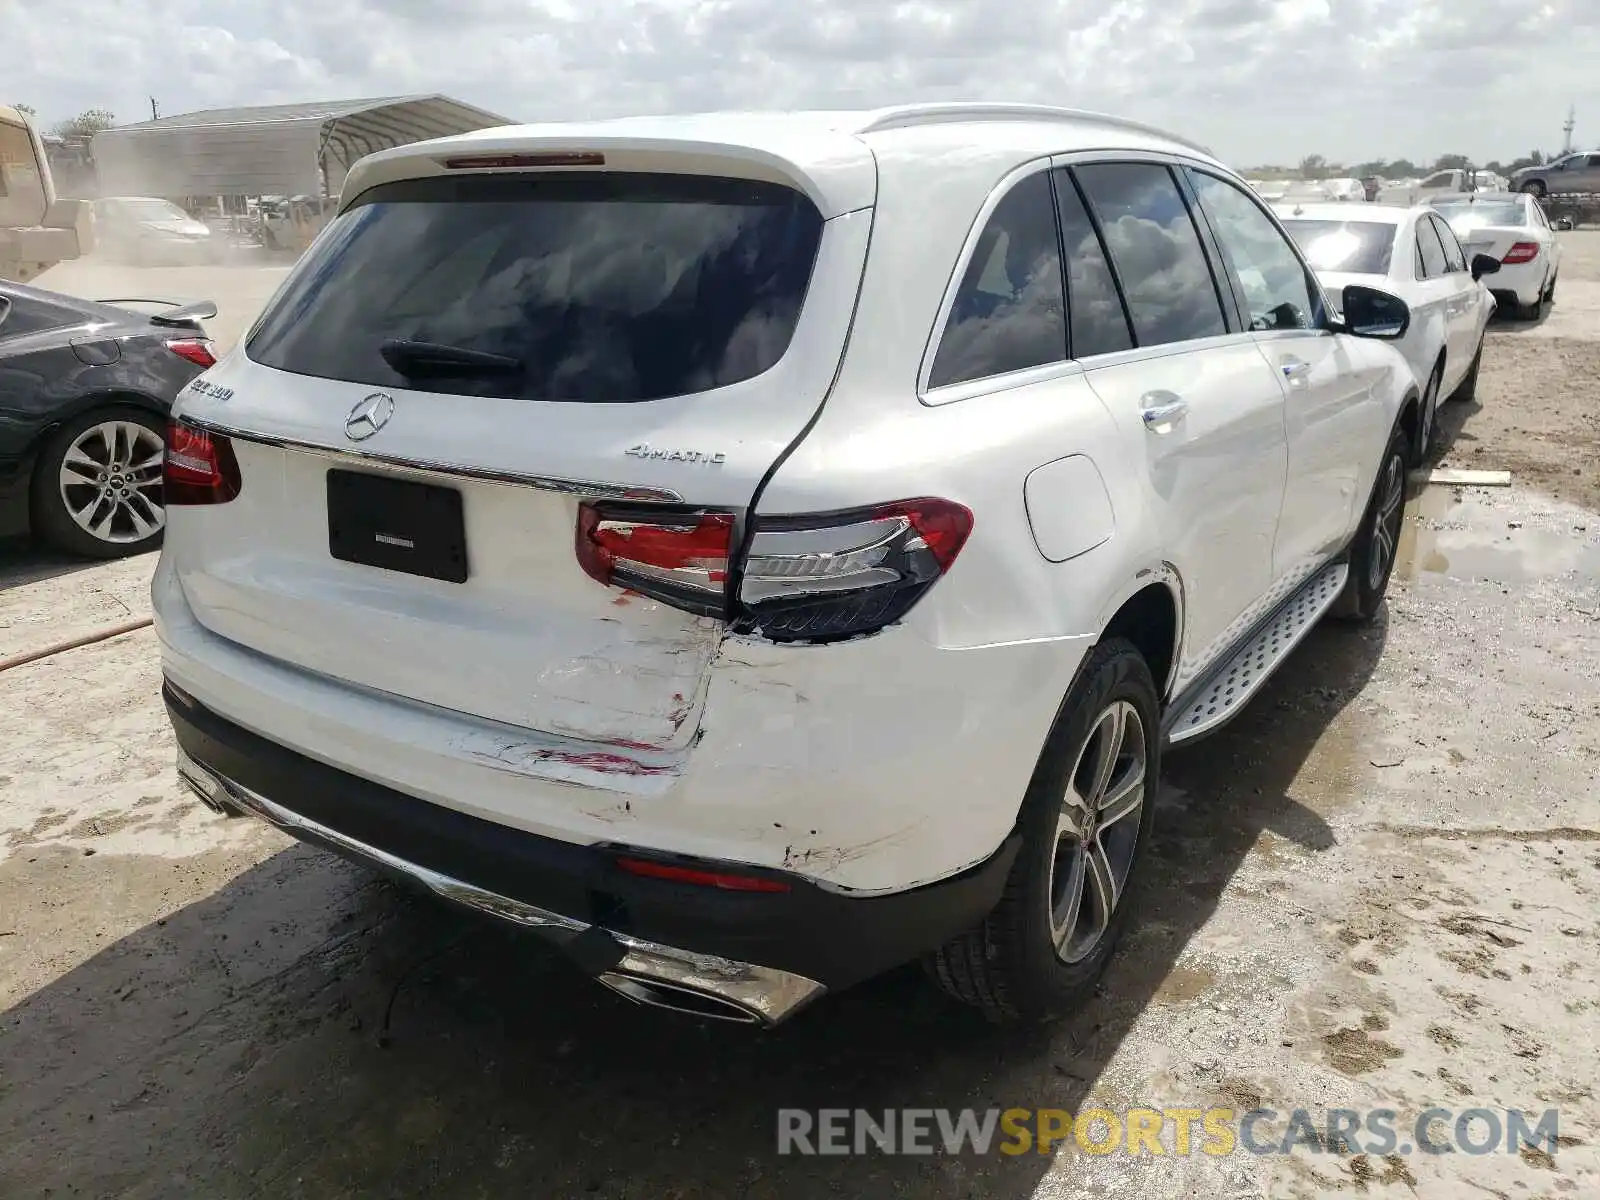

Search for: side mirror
xmin=1470 ymin=253 xmax=1502 ymax=281
xmin=1339 ymin=285 xmax=1410 ymax=340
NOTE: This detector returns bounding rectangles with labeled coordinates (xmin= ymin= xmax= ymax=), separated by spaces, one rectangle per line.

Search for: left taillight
xmin=164 ymin=421 xmax=241 ymax=505
xmin=575 ymin=506 xmax=733 ymax=617
xmin=165 ymin=338 xmax=217 ymax=368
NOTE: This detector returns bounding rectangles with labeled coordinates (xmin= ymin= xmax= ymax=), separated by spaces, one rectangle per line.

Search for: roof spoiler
xmin=97 ymin=298 xmax=218 ymax=326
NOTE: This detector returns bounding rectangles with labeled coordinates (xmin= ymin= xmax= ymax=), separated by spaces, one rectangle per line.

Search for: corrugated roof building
xmin=91 ymin=95 xmax=513 ymax=200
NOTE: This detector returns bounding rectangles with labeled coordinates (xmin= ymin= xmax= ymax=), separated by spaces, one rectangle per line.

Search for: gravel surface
xmin=2 ymin=236 xmax=1598 ymax=1199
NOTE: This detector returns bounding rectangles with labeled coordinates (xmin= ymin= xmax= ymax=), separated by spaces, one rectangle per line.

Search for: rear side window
xmin=1052 ymin=170 xmax=1134 ymax=358
xmin=246 ymin=173 xmax=825 ymax=403
xmin=0 ymin=293 xmax=79 ymax=337
xmin=928 ymin=171 xmax=1066 ymax=388
xmin=1074 ymin=163 xmax=1228 ymax=349
xmin=1415 ymin=217 xmax=1449 ymax=279
xmin=1431 ymin=216 xmax=1467 ymax=273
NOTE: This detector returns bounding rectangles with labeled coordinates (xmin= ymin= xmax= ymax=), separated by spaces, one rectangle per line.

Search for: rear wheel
xmin=1448 ymin=338 xmax=1483 ymax=404
xmin=1543 ymin=273 xmax=1558 ymax=305
xmin=928 ymin=639 xmax=1160 ymax=1023
xmin=30 ymin=407 xmax=167 ymax=559
xmin=1331 ymin=423 xmax=1409 ymax=624
xmin=1416 ymin=364 xmax=1443 ymax=463
xmin=1521 ymin=180 xmax=1546 ymax=198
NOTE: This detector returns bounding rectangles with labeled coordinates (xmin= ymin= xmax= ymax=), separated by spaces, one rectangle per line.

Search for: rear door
xmin=1424 ymin=213 xmax=1481 ymax=386
xmin=166 ymin=167 xmax=872 ymax=752
xmin=1066 ymin=160 xmax=1290 ymax=679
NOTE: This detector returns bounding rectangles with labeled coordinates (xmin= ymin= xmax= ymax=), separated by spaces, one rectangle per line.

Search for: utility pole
xmin=150 ymin=96 xmax=159 ymax=122
xmin=1561 ymin=106 xmax=1575 ymax=155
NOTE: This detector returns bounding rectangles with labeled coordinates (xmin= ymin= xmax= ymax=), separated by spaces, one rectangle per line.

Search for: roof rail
xmin=854 ymin=103 xmax=1213 ymax=156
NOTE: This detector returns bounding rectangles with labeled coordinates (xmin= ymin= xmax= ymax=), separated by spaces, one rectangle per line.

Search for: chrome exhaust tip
xmin=596 ymin=972 xmax=764 ymax=1024
xmin=175 ymin=747 xmax=240 ymax=817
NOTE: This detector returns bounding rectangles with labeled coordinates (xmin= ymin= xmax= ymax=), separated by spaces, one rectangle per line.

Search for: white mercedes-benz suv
xmin=157 ymin=104 xmax=1421 ymax=1027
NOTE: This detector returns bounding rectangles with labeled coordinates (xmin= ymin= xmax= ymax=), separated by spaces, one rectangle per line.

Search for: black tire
xmin=928 ymin=639 xmax=1160 ymax=1023
xmin=1521 ymin=180 xmax=1546 ymax=198
xmin=1330 ymin=423 xmax=1409 ymax=624
xmin=1543 ymin=273 xmax=1557 ymax=305
xmin=1416 ymin=364 xmax=1443 ymax=464
xmin=1448 ymin=337 xmax=1482 ymax=404
xmin=30 ymin=406 xmax=167 ymax=560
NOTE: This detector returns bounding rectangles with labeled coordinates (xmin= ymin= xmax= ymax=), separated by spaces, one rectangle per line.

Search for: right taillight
xmin=1502 ymin=242 xmax=1540 ymax=264
xmin=164 ymin=421 xmax=242 ymax=505
xmin=733 ymin=498 xmax=973 ymax=643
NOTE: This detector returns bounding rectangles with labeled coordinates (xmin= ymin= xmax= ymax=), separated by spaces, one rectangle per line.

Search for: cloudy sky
xmin=4 ymin=0 xmax=1593 ymax=166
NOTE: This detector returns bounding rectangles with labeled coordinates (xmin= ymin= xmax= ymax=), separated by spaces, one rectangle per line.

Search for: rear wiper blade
xmin=379 ymin=338 xmax=523 ymax=376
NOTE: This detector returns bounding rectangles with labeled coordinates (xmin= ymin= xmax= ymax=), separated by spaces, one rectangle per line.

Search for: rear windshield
xmin=246 ymin=173 xmax=825 ymax=402
xmin=1430 ymin=199 xmax=1527 ymax=227
xmin=1279 ymin=219 xmax=1397 ymax=275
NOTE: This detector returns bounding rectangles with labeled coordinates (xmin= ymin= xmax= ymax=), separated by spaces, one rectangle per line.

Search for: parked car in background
xmin=1283 ymin=178 xmax=1364 ymax=203
xmin=0 ymin=280 xmax=216 ymax=555
xmin=1378 ymin=169 xmax=1504 ymax=206
xmin=91 ymin=197 xmax=219 ymax=266
xmin=1277 ymin=202 xmax=1496 ymax=455
xmin=1509 ymin=151 xmax=1600 ymax=197
xmin=160 ymin=104 xmax=1424 ymax=1028
xmin=1429 ymin=191 xmax=1563 ymax=319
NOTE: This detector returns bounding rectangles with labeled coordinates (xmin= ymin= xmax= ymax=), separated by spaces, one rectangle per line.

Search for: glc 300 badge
xmin=625 ymin=443 xmax=726 ymax=464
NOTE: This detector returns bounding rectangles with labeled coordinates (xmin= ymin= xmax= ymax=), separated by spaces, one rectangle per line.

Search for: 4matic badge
xmin=625 ymin=443 xmax=726 ymax=465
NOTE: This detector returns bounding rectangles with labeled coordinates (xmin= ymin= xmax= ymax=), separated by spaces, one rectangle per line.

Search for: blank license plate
xmin=326 ymin=469 xmax=468 ymax=584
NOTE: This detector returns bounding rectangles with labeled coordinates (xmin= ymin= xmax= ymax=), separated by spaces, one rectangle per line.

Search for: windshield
xmin=1431 ymin=199 xmax=1527 ymax=227
xmin=1279 ymin=219 xmax=1397 ymax=275
xmin=246 ymin=172 xmax=825 ymax=403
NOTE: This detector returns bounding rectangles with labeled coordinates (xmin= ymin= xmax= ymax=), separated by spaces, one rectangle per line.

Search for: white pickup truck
xmin=1 ymin=106 xmax=92 ymax=282
xmin=1378 ymin=168 xmax=1506 ymax=207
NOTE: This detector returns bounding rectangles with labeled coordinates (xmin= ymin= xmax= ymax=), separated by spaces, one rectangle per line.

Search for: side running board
xmin=1166 ymin=562 xmax=1349 ymax=745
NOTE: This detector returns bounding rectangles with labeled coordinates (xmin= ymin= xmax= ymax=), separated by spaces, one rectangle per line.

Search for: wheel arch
xmin=1095 ymin=567 xmax=1184 ymax=702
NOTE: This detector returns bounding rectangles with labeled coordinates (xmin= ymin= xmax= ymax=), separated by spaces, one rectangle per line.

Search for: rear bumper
xmin=1489 ymin=259 xmax=1547 ymax=307
xmin=166 ymin=681 xmax=1018 ymax=1022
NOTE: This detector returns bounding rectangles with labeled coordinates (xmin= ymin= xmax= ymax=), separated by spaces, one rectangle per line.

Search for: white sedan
xmin=1428 ymin=191 xmax=1562 ymax=319
xmin=1275 ymin=202 xmax=1498 ymax=455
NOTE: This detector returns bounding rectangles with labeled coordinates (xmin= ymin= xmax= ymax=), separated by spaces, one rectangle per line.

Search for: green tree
xmin=1432 ymin=153 xmax=1471 ymax=171
xmin=13 ymin=102 xmax=37 ymax=117
xmin=53 ymin=108 xmax=115 ymax=138
xmin=1298 ymin=153 xmax=1326 ymax=180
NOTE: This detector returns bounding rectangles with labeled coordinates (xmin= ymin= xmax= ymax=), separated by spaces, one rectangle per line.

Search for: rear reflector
xmin=576 ymin=505 xmax=733 ymax=617
xmin=164 ymin=421 xmax=241 ymax=505
xmin=615 ymin=856 xmax=791 ymax=893
xmin=443 ymin=152 xmax=605 ymax=170
xmin=1502 ymin=241 xmax=1540 ymax=264
xmin=165 ymin=338 xmax=217 ymax=368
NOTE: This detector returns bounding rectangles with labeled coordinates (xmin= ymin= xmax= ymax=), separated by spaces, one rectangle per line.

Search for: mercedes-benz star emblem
xmin=344 ymin=392 xmax=395 ymax=442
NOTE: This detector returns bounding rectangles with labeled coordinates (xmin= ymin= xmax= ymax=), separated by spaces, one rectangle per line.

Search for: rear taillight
xmin=575 ymin=506 xmax=733 ymax=617
xmin=1502 ymin=242 xmax=1540 ymax=265
xmin=735 ymin=498 xmax=973 ymax=643
xmin=575 ymin=497 xmax=972 ymax=642
xmin=164 ymin=421 xmax=241 ymax=505
xmin=165 ymin=338 xmax=217 ymax=368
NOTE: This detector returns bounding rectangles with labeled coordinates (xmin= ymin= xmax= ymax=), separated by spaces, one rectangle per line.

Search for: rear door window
xmin=1415 ymin=217 xmax=1449 ymax=279
xmin=1073 ymin=162 xmax=1229 ymax=349
xmin=927 ymin=170 xmax=1067 ymax=388
xmin=245 ymin=173 xmax=825 ymax=403
xmin=1051 ymin=171 xmax=1134 ymax=358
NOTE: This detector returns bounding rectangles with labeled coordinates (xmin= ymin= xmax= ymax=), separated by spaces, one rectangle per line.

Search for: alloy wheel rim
xmin=1369 ymin=451 xmax=1405 ymax=591
xmin=58 ymin=421 xmax=166 ymax=545
xmin=1049 ymin=700 xmax=1147 ymax=964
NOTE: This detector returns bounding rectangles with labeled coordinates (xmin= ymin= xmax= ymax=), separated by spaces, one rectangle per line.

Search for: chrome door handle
xmin=1140 ymin=392 xmax=1188 ymax=432
xmin=1280 ymin=356 xmax=1312 ymax=379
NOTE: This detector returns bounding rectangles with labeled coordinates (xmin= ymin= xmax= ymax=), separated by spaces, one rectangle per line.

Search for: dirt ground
xmin=2 ymin=241 xmax=1598 ymax=1199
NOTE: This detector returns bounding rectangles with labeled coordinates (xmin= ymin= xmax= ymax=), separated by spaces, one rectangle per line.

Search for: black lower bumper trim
xmin=163 ymin=682 xmax=1018 ymax=991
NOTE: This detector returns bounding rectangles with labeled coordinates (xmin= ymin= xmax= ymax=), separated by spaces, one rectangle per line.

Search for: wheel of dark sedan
xmin=30 ymin=406 xmax=167 ymax=559
xmin=1520 ymin=180 xmax=1545 ymax=198
xmin=928 ymin=639 xmax=1159 ymax=1022
xmin=1331 ymin=423 xmax=1409 ymax=624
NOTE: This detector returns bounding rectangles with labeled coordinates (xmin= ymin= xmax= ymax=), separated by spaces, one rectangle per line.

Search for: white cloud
xmin=4 ymin=0 xmax=1593 ymax=166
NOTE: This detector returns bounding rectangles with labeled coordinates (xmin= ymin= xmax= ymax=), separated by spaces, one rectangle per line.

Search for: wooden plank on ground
xmin=1429 ymin=467 xmax=1512 ymax=487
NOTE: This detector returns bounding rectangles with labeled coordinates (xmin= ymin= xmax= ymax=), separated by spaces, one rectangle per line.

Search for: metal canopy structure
xmin=91 ymin=95 xmax=514 ymax=200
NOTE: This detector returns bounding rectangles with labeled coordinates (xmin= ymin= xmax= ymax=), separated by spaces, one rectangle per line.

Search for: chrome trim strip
xmin=178 ymin=414 xmax=685 ymax=503
xmin=175 ymin=747 xmax=824 ymax=1024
